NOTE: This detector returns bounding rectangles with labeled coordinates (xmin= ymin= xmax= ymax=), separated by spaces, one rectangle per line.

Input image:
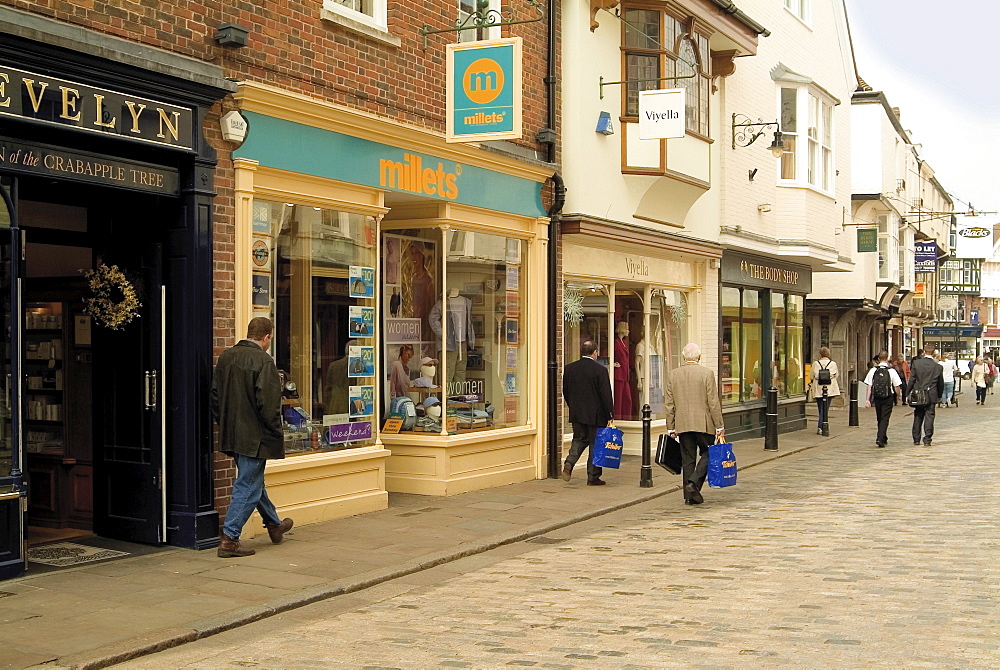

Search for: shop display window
xmin=641 ymin=290 xmax=687 ymax=419
xmin=381 ymin=228 xmax=527 ymax=434
xmin=0 ymin=208 xmax=9 ymax=482
xmin=720 ymin=287 xmax=741 ymax=404
xmin=562 ymin=282 xmax=611 ymax=434
xmin=743 ymin=289 xmax=763 ymax=399
xmin=255 ymin=199 xmax=378 ymax=455
xmin=785 ymin=295 xmax=805 ymax=395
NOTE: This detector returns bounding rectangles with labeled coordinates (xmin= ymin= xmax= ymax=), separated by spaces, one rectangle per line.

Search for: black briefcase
xmin=655 ymin=433 xmax=682 ymax=475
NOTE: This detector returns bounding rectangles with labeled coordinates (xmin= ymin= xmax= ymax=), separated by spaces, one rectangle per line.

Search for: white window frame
xmin=783 ymin=0 xmax=810 ymax=23
xmin=457 ymin=0 xmax=501 ymax=42
xmin=777 ymin=85 xmax=835 ymax=194
xmin=322 ymin=0 xmax=388 ymax=33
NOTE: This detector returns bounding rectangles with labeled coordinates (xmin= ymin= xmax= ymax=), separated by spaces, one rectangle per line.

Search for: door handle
xmin=150 ymin=369 xmax=158 ymax=412
xmin=144 ymin=371 xmax=151 ymax=410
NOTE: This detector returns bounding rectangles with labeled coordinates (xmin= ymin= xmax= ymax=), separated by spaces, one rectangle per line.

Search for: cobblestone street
xmin=115 ymin=406 xmax=999 ymax=669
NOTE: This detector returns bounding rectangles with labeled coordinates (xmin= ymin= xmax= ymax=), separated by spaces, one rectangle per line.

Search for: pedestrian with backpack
xmin=810 ymin=347 xmax=839 ymax=436
xmin=908 ymin=342 xmax=944 ymax=446
xmin=863 ymin=350 xmax=902 ymax=448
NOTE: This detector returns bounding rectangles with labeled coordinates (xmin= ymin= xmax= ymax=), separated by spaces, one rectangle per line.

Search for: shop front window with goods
xmin=253 ymin=199 xmax=378 ymax=455
xmin=381 ymin=228 xmax=526 ymax=435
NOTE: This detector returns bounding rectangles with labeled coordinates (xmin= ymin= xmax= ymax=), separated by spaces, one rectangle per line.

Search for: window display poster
xmin=385 ymin=318 xmax=422 ymax=343
xmin=505 ymin=318 xmax=519 ymax=344
xmin=349 ymin=265 xmax=375 ymax=298
xmin=388 ymin=234 xmax=437 ymax=344
xmin=506 ymin=264 xmax=519 ymax=290
xmin=252 ymin=273 xmax=270 ymax=307
xmin=505 ymin=238 xmax=521 ymax=264
xmin=348 ymin=345 xmax=375 ymax=377
xmin=505 ymin=345 xmax=517 ymax=370
xmin=505 ymin=291 xmax=519 ymax=317
xmin=252 ymin=200 xmax=271 ymax=234
xmin=384 ymin=236 xmax=400 ymax=285
xmin=504 ymin=395 xmax=518 ymax=424
xmin=349 ymin=385 xmax=374 ymax=417
xmin=328 ymin=421 xmax=373 ymax=443
xmin=348 ymin=305 xmax=375 ymax=337
xmin=505 ymin=373 xmax=517 ymax=394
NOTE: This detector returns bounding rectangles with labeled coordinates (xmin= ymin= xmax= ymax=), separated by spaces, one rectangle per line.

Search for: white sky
xmin=842 ymin=0 xmax=999 ymax=217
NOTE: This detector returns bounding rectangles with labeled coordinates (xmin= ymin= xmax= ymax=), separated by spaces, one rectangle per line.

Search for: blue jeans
xmin=941 ymin=382 xmax=954 ymax=406
xmin=222 ymin=453 xmax=282 ymax=540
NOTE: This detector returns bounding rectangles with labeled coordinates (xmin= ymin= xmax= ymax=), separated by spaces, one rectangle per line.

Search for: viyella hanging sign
xmin=447 ymin=38 xmax=522 ymax=143
xmin=954 ymin=215 xmax=994 ymax=258
xmin=637 ymin=89 xmax=685 ymax=140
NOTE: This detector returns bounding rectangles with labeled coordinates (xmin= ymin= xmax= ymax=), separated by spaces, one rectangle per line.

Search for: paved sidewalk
xmin=4 ymin=410 xmax=858 ymax=670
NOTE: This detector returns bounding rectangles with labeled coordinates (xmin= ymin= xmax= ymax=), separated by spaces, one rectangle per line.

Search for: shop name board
xmin=447 ymin=38 xmax=522 ymax=143
xmin=922 ymin=326 xmax=982 ymax=338
xmin=625 ymin=257 xmax=649 ymax=277
xmin=720 ymin=252 xmax=812 ymax=293
xmin=741 ymin=260 xmax=799 ymax=285
xmin=379 ymin=153 xmax=458 ymax=199
xmin=0 ymin=65 xmax=193 ymax=149
xmin=0 ymin=138 xmax=179 ymax=195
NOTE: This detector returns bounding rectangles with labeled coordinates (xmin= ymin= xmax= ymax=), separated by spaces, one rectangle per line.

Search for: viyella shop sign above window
xmin=446 ymin=38 xmax=522 ymax=143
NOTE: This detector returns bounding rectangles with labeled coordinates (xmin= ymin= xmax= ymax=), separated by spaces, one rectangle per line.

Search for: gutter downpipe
xmin=545 ymin=0 xmax=565 ymax=479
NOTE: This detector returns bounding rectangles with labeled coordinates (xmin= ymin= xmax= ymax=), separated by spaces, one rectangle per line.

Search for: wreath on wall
xmin=82 ymin=264 xmax=142 ymax=330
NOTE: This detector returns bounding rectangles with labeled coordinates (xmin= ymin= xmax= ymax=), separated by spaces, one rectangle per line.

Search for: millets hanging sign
xmin=0 ymin=65 xmax=193 ymax=150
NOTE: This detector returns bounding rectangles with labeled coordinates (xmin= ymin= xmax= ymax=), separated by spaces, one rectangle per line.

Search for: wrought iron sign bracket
xmin=598 ymin=73 xmax=695 ymax=99
xmin=732 ymin=114 xmax=780 ymax=149
xmin=420 ymin=0 xmax=545 ymax=50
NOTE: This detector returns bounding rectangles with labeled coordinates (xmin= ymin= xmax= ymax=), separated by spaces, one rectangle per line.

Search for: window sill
xmin=776 ymin=179 xmax=836 ymax=200
xmin=320 ymin=8 xmax=401 ymax=47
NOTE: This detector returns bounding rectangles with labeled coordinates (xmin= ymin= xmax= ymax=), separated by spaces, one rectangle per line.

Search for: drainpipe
xmin=547 ymin=173 xmax=565 ymax=478
xmin=543 ymin=0 xmax=566 ymax=478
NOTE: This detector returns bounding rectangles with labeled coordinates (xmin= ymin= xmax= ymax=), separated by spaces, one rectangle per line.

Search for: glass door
xmin=0 ymin=176 xmax=26 ymax=580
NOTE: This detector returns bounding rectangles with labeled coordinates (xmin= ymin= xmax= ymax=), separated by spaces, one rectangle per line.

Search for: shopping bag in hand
xmin=655 ymin=433 xmax=682 ymax=475
xmin=707 ymin=439 xmax=737 ymax=488
xmin=592 ymin=424 xmax=624 ymax=468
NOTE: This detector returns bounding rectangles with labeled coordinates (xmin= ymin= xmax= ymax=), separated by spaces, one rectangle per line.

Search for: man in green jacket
xmin=210 ymin=317 xmax=293 ymax=558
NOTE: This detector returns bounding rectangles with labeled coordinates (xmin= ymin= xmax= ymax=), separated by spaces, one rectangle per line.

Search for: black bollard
xmin=848 ymin=379 xmax=859 ymax=426
xmin=764 ymin=386 xmax=778 ymax=451
xmin=821 ymin=385 xmax=830 ymax=436
xmin=640 ymin=404 xmax=653 ymax=488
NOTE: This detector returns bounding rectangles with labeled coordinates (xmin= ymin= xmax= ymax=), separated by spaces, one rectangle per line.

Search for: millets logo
xmin=379 ymin=154 xmax=459 ymax=199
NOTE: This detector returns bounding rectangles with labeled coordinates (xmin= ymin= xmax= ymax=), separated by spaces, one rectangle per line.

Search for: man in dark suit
xmin=561 ymin=340 xmax=614 ymax=485
xmin=909 ymin=342 xmax=945 ymax=446
xmin=665 ymin=343 xmax=724 ymax=505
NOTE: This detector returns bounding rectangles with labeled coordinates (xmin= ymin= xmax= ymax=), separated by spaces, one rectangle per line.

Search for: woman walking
xmin=971 ymin=356 xmax=988 ymax=405
xmin=810 ymin=347 xmax=839 ymax=435
xmin=938 ymin=352 xmax=957 ymax=407
xmin=890 ymin=353 xmax=910 ymax=405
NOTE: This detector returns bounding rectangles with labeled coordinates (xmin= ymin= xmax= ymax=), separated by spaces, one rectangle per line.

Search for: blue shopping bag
xmin=592 ymin=425 xmax=624 ymax=468
xmin=707 ymin=441 xmax=737 ymax=488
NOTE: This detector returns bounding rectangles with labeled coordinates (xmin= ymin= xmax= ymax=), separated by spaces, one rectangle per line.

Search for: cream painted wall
xmin=560 ymin=0 xmax=717 ymax=237
xmin=719 ymin=0 xmax=856 ymax=273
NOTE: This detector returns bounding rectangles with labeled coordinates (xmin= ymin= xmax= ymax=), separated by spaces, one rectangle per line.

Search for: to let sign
xmin=857 ymin=228 xmax=878 ymax=253
xmin=638 ymin=89 xmax=685 ymax=140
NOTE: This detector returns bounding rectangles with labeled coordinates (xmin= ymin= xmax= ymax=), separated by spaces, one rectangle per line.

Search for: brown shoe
xmin=266 ymin=518 xmax=294 ymax=544
xmin=217 ymin=533 xmax=255 ymax=558
xmin=560 ymin=467 xmax=572 ymax=482
xmin=586 ymin=479 xmax=606 ymax=486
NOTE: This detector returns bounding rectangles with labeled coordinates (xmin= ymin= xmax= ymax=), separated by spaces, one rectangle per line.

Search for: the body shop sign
xmin=447 ymin=38 xmax=522 ymax=143
xmin=638 ymin=89 xmax=685 ymax=139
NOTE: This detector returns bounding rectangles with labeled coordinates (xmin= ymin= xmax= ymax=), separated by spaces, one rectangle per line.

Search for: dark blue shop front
xmin=0 ymin=21 xmax=232 ymax=580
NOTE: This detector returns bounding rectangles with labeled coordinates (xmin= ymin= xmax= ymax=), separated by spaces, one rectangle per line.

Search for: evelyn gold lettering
xmin=156 ymin=109 xmax=180 ymax=141
xmin=59 ymin=87 xmax=82 ymax=121
xmin=125 ymin=102 xmax=146 ymax=134
xmin=93 ymin=94 xmax=117 ymax=129
xmin=21 ymin=78 xmax=49 ymax=113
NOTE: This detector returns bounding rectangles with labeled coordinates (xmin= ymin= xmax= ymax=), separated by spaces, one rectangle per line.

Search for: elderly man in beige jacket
xmin=665 ymin=343 xmax=725 ymax=505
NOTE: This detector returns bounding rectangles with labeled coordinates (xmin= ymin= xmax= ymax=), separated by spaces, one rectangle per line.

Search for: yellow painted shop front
xmin=561 ymin=220 xmax=719 ymax=456
xmin=230 ymin=84 xmax=551 ymax=533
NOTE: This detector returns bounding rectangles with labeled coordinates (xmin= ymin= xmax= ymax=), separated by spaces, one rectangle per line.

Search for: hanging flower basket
xmin=82 ymin=264 xmax=142 ymax=330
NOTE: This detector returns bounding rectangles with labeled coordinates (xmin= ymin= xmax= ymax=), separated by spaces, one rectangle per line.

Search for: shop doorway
xmin=17 ymin=180 xmax=171 ymax=547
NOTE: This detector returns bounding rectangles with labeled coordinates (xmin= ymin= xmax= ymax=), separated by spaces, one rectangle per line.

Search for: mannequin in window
xmin=613 ymin=321 xmax=633 ymax=420
xmin=429 ymin=288 xmax=476 ymax=389
xmin=324 ymin=339 xmax=358 ymax=414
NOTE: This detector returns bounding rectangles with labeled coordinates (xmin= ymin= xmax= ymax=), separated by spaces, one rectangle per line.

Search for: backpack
xmin=816 ymin=360 xmax=832 ymax=386
xmin=871 ymin=366 xmax=892 ymax=399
